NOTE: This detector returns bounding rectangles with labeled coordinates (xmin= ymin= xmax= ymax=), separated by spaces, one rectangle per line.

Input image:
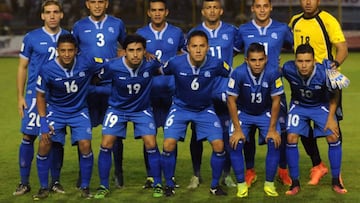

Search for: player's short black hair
xmin=187 ymin=30 xmax=208 ymax=44
xmin=41 ymin=0 xmax=63 ymax=13
xmin=295 ymin=44 xmax=315 ymax=57
xmin=123 ymin=34 xmax=147 ymax=50
xmin=57 ymin=34 xmax=77 ymax=48
xmin=252 ymin=0 xmax=272 ymax=5
xmin=149 ymin=0 xmax=167 ymax=8
xmin=246 ymin=42 xmax=265 ymax=57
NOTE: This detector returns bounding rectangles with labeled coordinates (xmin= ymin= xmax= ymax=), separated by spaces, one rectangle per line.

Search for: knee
xmin=163 ymin=138 xmax=177 ymax=152
xmin=78 ymin=140 xmax=92 ymax=154
xmin=211 ymin=139 xmax=224 ymax=152
xmin=143 ymin=135 xmax=156 ymax=149
xmin=287 ymin=133 xmax=298 ymax=144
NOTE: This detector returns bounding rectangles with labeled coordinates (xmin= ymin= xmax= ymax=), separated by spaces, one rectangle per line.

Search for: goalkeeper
xmin=282 ymin=44 xmax=347 ymax=195
xmin=289 ymin=0 xmax=348 ymax=186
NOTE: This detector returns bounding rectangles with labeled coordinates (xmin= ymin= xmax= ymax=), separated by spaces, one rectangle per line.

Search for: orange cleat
xmin=333 ymin=184 xmax=348 ymax=194
xmin=308 ymin=162 xmax=328 ymax=185
xmin=278 ymin=168 xmax=292 ymax=186
xmin=245 ymin=168 xmax=257 ymax=187
xmin=285 ymin=185 xmax=300 ymax=195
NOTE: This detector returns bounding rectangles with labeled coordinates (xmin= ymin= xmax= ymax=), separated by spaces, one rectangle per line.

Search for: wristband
xmin=40 ymin=116 xmax=50 ymax=134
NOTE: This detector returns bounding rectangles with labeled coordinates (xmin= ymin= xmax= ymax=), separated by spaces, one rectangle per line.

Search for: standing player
xmin=14 ymin=0 xmax=68 ymax=196
xmin=186 ymin=0 xmax=239 ymax=189
xmin=94 ymin=34 xmax=162 ymax=199
xmin=282 ymin=44 xmax=347 ymax=195
xmin=227 ymin=43 xmax=283 ymax=197
xmin=289 ymin=0 xmax=348 ymax=185
xmin=34 ymin=34 xmax=101 ymax=200
xmin=135 ymin=0 xmax=185 ymax=189
xmin=237 ymin=0 xmax=293 ymax=187
xmin=161 ymin=30 xmax=230 ymax=197
xmin=72 ymin=0 xmax=127 ymax=188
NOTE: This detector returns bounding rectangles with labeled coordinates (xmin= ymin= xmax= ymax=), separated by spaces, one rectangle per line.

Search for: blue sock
xmin=230 ymin=141 xmax=245 ymax=183
xmin=19 ymin=138 xmax=34 ymax=185
xmin=50 ymin=142 xmax=63 ymax=183
xmin=36 ymin=153 xmax=50 ymax=189
xmin=98 ymin=146 xmax=112 ymax=189
xmin=286 ymin=143 xmax=299 ymax=180
xmin=161 ymin=150 xmax=175 ymax=187
xmin=80 ymin=151 xmax=94 ymax=188
xmin=210 ymin=151 xmax=226 ymax=188
xmin=266 ymin=139 xmax=280 ymax=182
xmin=147 ymin=147 xmax=161 ymax=186
xmin=328 ymin=140 xmax=342 ymax=178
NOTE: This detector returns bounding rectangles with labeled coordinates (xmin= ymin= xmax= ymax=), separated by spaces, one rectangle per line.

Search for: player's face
xmin=251 ymin=0 xmax=272 ymax=24
xmin=148 ymin=2 xmax=168 ymax=26
xmin=187 ymin=36 xmax=209 ymax=66
xmin=295 ymin=53 xmax=315 ymax=78
xmin=300 ymin=0 xmax=320 ymax=17
xmin=41 ymin=4 xmax=63 ymax=30
xmin=57 ymin=42 xmax=77 ymax=68
xmin=125 ymin=42 xmax=146 ymax=68
xmin=201 ymin=1 xmax=223 ymax=23
xmin=246 ymin=51 xmax=267 ymax=76
xmin=86 ymin=0 xmax=108 ymax=20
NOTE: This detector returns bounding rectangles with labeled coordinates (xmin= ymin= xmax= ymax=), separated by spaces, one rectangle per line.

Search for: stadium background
xmin=0 ymin=0 xmax=360 ymax=56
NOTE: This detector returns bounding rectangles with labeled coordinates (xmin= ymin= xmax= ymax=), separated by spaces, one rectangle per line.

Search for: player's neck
xmin=90 ymin=14 xmax=106 ymax=22
xmin=150 ymin=22 xmax=166 ymax=32
xmin=303 ymin=9 xmax=320 ymax=18
xmin=254 ymin=18 xmax=270 ymax=27
xmin=44 ymin=26 xmax=61 ymax=35
xmin=204 ymin=20 xmax=221 ymax=30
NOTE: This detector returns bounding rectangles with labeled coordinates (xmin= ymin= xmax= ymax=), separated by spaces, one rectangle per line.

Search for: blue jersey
xmin=227 ymin=62 xmax=284 ymax=115
xmin=237 ymin=19 xmax=293 ymax=67
xmin=282 ymin=60 xmax=332 ymax=107
xmin=72 ymin=15 xmax=126 ymax=59
xmin=136 ymin=22 xmax=185 ymax=99
xmin=20 ymin=27 xmax=69 ymax=96
xmin=36 ymin=55 xmax=103 ymax=115
xmin=189 ymin=21 xmax=239 ymax=67
xmin=101 ymin=57 xmax=161 ymax=112
xmin=162 ymin=54 xmax=230 ymax=111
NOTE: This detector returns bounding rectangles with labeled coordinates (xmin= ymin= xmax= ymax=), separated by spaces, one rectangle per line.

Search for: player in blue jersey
xmin=72 ymin=0 xmax=127 ymax=188
xmin=160 ymin=30 xmax=230 ymax=197
xmin=14 ymin=0 xmax=69 ymax=196
xmin=282 ymin=44 xmax=347 ymax=195
xmin=94 ymin=34 xmax=162 ymax=199
xmin=227 ymin=43 xmax=283 ymax=198
xmin=136 ymin=0 xmax=185 ymax=189
xmin=34 ymin=34 xmax=103 ymax=200
xmin=236 ymin=0 xmax=293 ymax=187
xmin=186 ymin=0 xmax=239 ymax=189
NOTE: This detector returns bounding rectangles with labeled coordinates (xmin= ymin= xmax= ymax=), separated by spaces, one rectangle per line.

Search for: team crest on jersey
xmin=262 ymin=82 xmax=269 ymax=88
xmin=108 ymin=27 xmax=115 ymax=34
xmin=271 ymin=32 xmax=278 ymax=39
xmin=222 ymin=34 xmax=229 ymax=40
xmin=204 ymin=71 xmax=211 ymax=77
xmin=79 ymin=71 xmax=86 ymax=77
xmin=36 ymin=75 xmax=42 ymax=85
xmin=228 ymin=78 xmax=235 ymax=88
xmin=167 ymin=38 xmax=174 ymax=45
xmin=143 ymin=71 xmax=150 ymax=78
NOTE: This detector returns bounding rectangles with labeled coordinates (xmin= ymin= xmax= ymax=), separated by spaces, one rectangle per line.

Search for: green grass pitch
xmin=0 ymin=52 xmax=359 ymax=202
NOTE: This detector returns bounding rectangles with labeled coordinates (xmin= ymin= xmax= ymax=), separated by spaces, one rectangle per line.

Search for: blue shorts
xmin=46 ymin=109 xmax=92 ymax=145
xmin=229 ymin=111 xmax=281 ymax=143
xmin=20 ymin=97 xmax=40 ymax=136
xmin=163 ymin=104 xmax=223 ymax=142
xmin=287 ymin=104 xmax=336 ymax=137
xmin=102 ymin=107 xmax=156 ymax=138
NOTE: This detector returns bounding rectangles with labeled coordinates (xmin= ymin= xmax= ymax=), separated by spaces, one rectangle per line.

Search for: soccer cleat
xmin=222 ymin=175 xmax=236 ymax=187
xmin=209 ymin=186 xmax=227 ymax=196
xmin=80 ymin=187 xmax=93 ymax=199
xmin=51 ymin=181 xmax=65 ymax=194
xmin=236 ymin=182 xmax=248 ymax=198
xmin=285 ymin=180 xmax=300 ymax=196
xmin=172 ymin=176 xmax=180 ymax=188
xmin=153 ymin=184 xmax=163 ymax=198
xmin=245 ymin=168 xmax=257 ymax=187
xmin=332 ymin=178 xmax=347 ymax=194
xmin=277 ymin=168 xmax=292 ymax=186
xmin=187 ymin=176 xmax=200 ymax=189
xmin=13 ymin=183 xmax=31 ymax=196
xmin=94 ymin=185 xmax=110 ymax=199
xmin=33 ymin=188 xmax=49 ymax=200
xmin=264 ymin=181 xmax=279 ymax=197
xmin=308 ymin=162 xmax=328 ymax=185
xmin=164 ymin=186 xmax=175 ymax=197
xmin=114 ymin=174 xmax=124 ymax=189
xmin=143 ymin=177 xmax=154 ymax=189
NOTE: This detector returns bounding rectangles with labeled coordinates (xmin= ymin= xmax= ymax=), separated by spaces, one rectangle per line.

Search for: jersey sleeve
xmin=117 ymin=20 xmax=127 ymax=46
xmin=19 ymin=33 xmax=32 ymax=59
xmin=227 ymin=66 xmax=242 ymax=97
xmin=270 ymin=71 xmax=284 ymax=96
xmin=36 ymin=66 xmax=47 ymax=93
xmin=325 ymin=14 xmax=346 ymax=44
